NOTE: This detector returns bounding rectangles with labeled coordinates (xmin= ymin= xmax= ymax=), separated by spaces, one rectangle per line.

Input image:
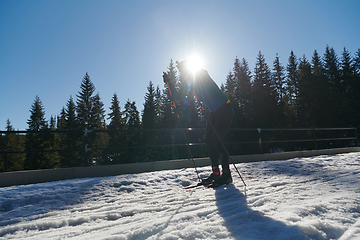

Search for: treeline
xmin=1 ymin=46 xmax=359 ymax=172
xmin=223 ymin=46 xmax=360 ymax=129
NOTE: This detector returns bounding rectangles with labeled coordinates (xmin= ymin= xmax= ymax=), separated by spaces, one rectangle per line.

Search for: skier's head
xmin=176 ymin=60 xmax=190 ymax=75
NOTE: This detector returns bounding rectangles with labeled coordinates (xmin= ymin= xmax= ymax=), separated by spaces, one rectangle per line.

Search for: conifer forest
xmin=1 ymin=46 xmax=360 ymax=172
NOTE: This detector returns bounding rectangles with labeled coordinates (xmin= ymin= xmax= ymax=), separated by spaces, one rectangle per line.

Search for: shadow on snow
xmin=215 ymin=184 xmax=309 ymax=240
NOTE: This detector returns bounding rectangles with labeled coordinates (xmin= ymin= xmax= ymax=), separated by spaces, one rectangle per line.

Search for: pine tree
xmin=352 ymin=49 xmax=360 ymax=130
xmin=45 ymin=115 xmax=60 ymax=168
xmin=57 ymin=107 xmax=66 ymax=130
xmin=27 ymin=96 xmax=47 ymax=132
xmin=154 ymin=85 xmax=162 ymax=127
xmin=285 ymin=51 xmax=299 ymax=126
xmin=142 ymin=81 xmax=157 ymax=129
xmin=24 ymin=96 xmax=50 ymax=170
xmin=123 ymin=99 xmax=140 ymax=163
xmin=272 ymin=54 xmax=286 ymax=126
xmin=224 ymin=67 xmax=236 ymax=107
xmin=124 ymin=99 xmax=140 ymax=129
xmin=90 ymin=93 xmax=106 ymax=130
xmin=90 ymin=93 xmax=108 ymax=165
xmin=60 ymin=96 xmax=82 ymax=167
xmin=297 ymin=55 xmax=314 ymax=127
xmin=340 ymin=48 xmax=355 ymax=127
xmin=311 ymin=50 xmax=329 ymax=127
xmin=65 ymin=96 xmax=78 ymax=130
xmin=354 ymin=49 xmax=360 ymax=75
xmin=108 ymin=93 xmax=123 ymax=130
xmin=107 ymin=93 xmax=124 ymax=164
xmin=1 ymin=119 xmax=25 ymax=171
xmin=272 ymin=54 xmax=285 ymax=103
xmin=77 ymin=72 xmax=95 ymax=130
xmin=0 ymin=125 xmax=4 ymax=171
xmin=252 ymin=51 xmax=277 ymax=127
xmin=324 ymin=46 xmax=341 ymax=126
xmin=142 ymin=81 xmax=162 ymax=161
xmin=235 ymin=58 xmax=252 ymax=127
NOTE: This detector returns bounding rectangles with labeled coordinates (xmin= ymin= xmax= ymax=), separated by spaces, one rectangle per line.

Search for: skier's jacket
xmin=168 ymin=69 xmax=229 ymax=113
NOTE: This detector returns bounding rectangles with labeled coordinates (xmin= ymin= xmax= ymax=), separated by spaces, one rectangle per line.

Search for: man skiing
xmin=163 ymin=60 xmax=234 ymax=187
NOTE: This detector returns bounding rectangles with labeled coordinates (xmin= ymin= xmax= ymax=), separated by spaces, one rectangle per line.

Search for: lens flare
xmin=186 ymin=54 xmax=204 ymax=74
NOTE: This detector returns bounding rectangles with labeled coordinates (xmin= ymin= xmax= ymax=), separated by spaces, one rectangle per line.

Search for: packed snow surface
xmin=1 ymin=152 xmax=360 ymax=239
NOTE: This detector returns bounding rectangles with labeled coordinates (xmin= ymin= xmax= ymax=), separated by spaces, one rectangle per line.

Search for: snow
xmin=1 ymin=152 xmax=360 ymax=240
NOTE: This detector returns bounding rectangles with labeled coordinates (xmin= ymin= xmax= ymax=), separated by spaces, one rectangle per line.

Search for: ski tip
xmin=183 ymin=182 xmax=204 ymax=189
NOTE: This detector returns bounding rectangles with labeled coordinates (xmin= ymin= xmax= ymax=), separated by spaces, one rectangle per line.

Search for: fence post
xmin=258 ymin=128 xmax=262 ymax=154
xmin=313 ymin=128 xmax=317 ymax=150
xmin=355 ymin=127 xmax=359 ymax=147
xmin=84 ymin=130 xmax=92 ymax=166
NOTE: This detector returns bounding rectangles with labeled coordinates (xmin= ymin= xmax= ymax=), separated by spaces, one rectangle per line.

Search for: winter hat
xmin=176 ymin=60 xmax=189 ymax=73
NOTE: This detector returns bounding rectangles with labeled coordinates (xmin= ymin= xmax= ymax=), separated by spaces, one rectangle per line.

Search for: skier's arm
xmin=162 ymin=72 xmax=179 ymax=100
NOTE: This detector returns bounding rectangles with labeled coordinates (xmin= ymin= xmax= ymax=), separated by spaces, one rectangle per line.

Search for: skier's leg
xmin=203 ymin=115 xmax=220 ymax=183
xmin=210 ymin=102 xmax=234 ymax=172
xmin=209 ymin=103 xmax=234 ymax=186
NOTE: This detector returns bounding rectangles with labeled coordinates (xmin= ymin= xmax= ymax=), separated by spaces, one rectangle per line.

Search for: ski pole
xmin=164 ymin=75 xmax=201 ymax=181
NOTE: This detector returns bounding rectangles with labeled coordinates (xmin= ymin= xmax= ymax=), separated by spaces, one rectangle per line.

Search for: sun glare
xmin=186 ymin=54 xmax=204 ymax=74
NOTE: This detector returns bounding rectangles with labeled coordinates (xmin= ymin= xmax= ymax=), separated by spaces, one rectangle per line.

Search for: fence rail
xmin=0 ymin=127 xmax=358 ymax=171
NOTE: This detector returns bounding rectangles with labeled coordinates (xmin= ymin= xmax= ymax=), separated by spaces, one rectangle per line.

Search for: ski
xmin=183 ymin=181 xmax=215 ymax=189
xmin=183 ymin=182 xmax=204 ymax=189
xmin=207 ymin=182 xmax=233 ymax=188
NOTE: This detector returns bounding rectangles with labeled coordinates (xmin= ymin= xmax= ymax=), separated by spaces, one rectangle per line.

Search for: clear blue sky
xmin=1 ymin=0 xmax=359 ymax=130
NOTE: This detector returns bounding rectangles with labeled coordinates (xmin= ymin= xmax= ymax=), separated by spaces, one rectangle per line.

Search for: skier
xmin=163 ymin=60 xmax=234 ymax=187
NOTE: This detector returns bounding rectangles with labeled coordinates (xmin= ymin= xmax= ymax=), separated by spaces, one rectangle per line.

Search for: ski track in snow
xmin=1 ymin=152 xmax=360 ymax=239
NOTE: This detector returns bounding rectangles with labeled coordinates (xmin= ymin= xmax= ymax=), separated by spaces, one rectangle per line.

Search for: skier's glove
xmin=162 ymin=72 xmax=170 ymax=84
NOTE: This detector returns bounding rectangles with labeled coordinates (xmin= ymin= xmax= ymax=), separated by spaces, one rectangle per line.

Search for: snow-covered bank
xmin=1 ymin=153 xmax=360 ymax=239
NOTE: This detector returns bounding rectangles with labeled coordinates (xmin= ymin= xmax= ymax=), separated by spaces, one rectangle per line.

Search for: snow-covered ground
xmin=1 ymin=152 xmax=360 ymax=240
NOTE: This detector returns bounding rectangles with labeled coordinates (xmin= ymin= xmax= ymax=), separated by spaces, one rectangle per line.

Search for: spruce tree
xmin=60 ymin=96 xmax=82 ymax=167
xmin=65 ymin=96 xmax=78 ymax=130
xmin=90 ymin=93 xmax=108 ymax=165
xmin=142 ymin=81 xmax=157 ymax=129
xmin=77 ymin=72 xmax=95 ymax=130
xmin=107 ymin=93 xmax=124 ymax=164
xmin=57 ymin=107 xmax=66 ymax=130
xmin=352 ymin=49 xmax=360 ymax=130
xmin=142 ymin=81 xmax=161 ymax=161
xmin=252 ymin=51 xmax=277 ymax=127
xmin=108 ymin=93 xmax=123 ymax=130
xmin=154 ymin=85 xmax=162 ymax=127
xmin=0 ymin=125 xmax=4 ymax=171
xmin=236 ymin=58 xmax=252 ymax=127
xmin=311 ymin=50 xmax=329 ymax=127
xmin=123 ymin=99 xmax=140 ymax=163
xmin=340 ymin=48 xmax=355 ymax=127
xmin=272 ymin=54 xmax=285 ymax=103
xmin=272 ymin=54 xmax=286 ymax=126
xmin=46 ymin=115 xmax=60 ymax=168
xmin=285 ymin=51 xmax=299 ymax=126
xmin=324 ymin=46 xmax=341 ymax=126
xmin=2 ymin=119 xmax=25 ymax=171
xmin=90 ymin=93 xmax=106 ymax=130
xmin=124 ymin=99 xmax=140 ymax=129
xmin=24 ymin=96 xmax=49 ymax=170
xmin=224 ymin=65 xmax=236 ymax=107
xmin=297 ymin=56 xmax=314 ymax=127
xmin=27 ymin=96 xmax=47 ymax=131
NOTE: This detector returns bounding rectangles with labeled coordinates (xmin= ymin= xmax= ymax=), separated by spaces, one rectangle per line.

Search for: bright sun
xmin=186 ymin=54 xmax=204 ymax=73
